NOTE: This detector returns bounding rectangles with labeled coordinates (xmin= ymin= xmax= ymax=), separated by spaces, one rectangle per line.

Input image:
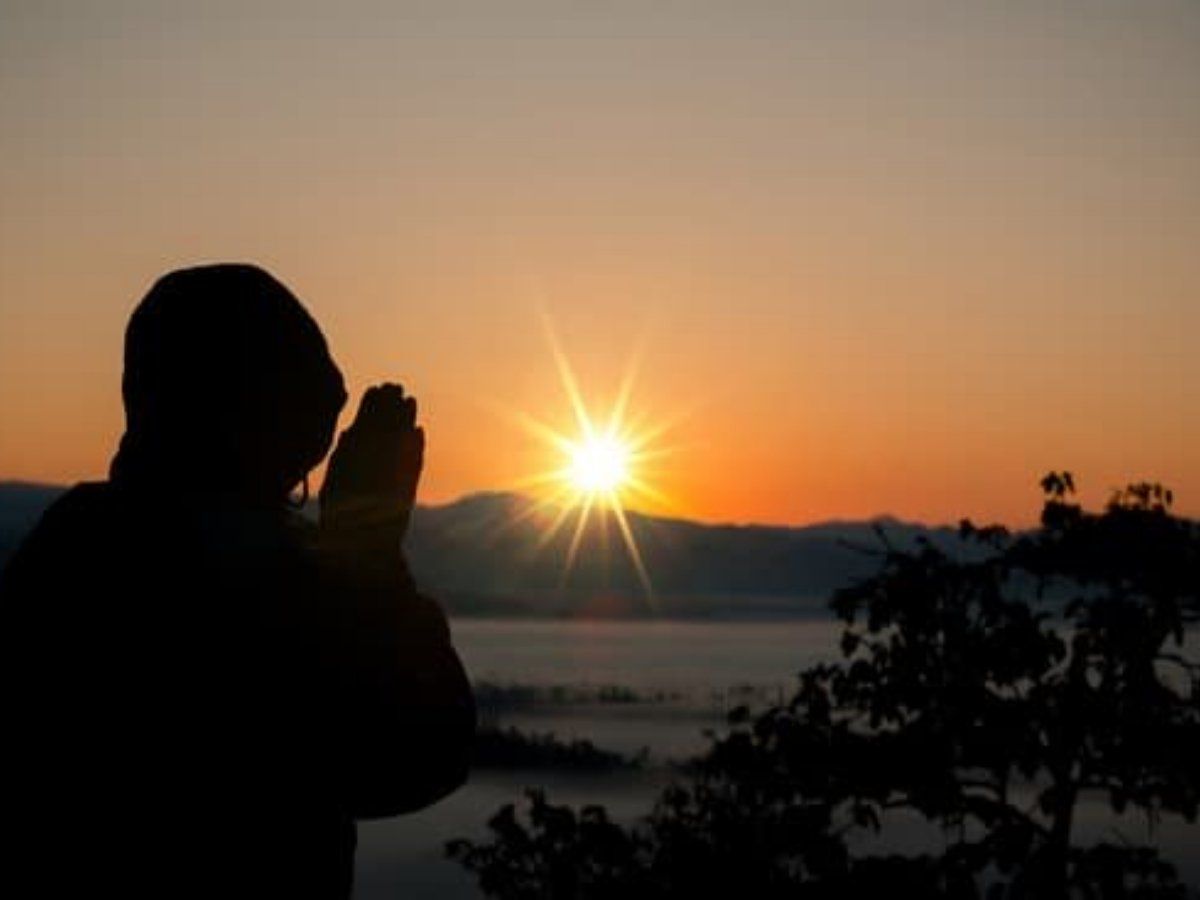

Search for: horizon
xmin=0 ymin=475 xmax=1154 ymax=533
xmin=3 ymin=2 xmax=1198 ymax=529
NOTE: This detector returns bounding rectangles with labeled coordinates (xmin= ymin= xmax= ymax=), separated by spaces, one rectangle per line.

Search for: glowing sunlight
xmin=566 ymin=434 xmax=630 ymax=494
xmin=494 ymin=318 xmax=683 ymax=606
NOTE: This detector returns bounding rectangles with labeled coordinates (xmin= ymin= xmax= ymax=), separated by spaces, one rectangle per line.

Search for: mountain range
xmin=0 ymin=481 xmax=959 ymax=619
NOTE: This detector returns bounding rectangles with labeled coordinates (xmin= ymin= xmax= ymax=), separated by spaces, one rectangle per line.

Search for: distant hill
xmin=0 ymin=482 xmax=961 ymax=619
xmin=403 ymin=492 xmax=962 ymax=618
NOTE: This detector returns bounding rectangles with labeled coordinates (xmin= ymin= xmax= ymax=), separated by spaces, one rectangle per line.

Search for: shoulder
xmin=0 ymin=481 xmax=115 ymax=597
xmin=18 ymin=481 xmax=115 ymax=542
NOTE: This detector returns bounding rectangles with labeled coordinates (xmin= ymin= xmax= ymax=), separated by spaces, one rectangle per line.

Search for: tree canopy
xmin=448 ymin=474 xmax=1200 ymax=898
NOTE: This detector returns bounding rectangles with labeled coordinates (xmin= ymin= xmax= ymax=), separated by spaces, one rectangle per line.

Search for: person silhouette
xmin=0 ymin=264 xmax=475 ymax=898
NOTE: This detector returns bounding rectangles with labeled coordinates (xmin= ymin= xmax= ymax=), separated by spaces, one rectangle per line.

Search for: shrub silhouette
xmin=448 ymin=474 xmax=1200 ymax=898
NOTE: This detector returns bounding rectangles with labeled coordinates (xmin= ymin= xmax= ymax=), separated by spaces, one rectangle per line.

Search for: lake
xmin=353 ymin=617 xmax=1200 ymax=898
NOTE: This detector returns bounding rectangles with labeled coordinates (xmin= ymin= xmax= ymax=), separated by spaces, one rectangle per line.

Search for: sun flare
xmin=491 ymin=317 xmax=686 ymax=605
xmin=566 ymin=434 xmax=630 ymax=494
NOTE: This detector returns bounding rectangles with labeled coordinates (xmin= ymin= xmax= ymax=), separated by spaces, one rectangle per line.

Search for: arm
xmin=317 ymin=384 xmax=476 ymax=818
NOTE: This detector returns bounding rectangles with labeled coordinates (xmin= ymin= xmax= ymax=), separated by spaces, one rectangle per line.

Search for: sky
xmin=1 ymin=0 xmax=1197 ymax=527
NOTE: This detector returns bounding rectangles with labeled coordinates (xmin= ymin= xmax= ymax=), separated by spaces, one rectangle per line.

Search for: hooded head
xmin=110 ymin=264 xmax=348 ymax=505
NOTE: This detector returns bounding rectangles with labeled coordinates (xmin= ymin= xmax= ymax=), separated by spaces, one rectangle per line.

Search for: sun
xmin=492 ymin=316 xmax=683 ymax=604
xmin=566 ymin=434 xmax=630 ymax=494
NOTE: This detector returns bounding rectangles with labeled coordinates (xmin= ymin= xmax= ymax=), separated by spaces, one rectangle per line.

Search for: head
xmin=110 ymin=264 xmax=348 ymax=505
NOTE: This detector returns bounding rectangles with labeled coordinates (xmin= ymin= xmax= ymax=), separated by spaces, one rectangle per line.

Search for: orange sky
xmin=1 ymin=1 xmax=1198 ymax=527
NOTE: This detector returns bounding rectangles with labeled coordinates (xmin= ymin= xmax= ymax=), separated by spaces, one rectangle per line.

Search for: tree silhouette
xmin=448 ymin=474 xmax=1200 ymax=898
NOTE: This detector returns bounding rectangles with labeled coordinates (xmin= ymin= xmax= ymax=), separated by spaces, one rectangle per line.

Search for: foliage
xmin=448 ymin=475 xmax=1200 ymax=898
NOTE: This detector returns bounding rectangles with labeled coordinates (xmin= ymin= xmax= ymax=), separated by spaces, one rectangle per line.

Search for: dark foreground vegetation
xmin=448 ymin=474 xmax=1200 ymax=898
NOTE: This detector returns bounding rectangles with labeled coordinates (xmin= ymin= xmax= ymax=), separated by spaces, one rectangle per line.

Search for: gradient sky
xmin=1 ymin=1 xmax=1197 ymax=527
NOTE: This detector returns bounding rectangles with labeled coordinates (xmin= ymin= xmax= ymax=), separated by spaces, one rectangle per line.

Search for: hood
xmin=110 ymin=264 xmax=347 ymax=505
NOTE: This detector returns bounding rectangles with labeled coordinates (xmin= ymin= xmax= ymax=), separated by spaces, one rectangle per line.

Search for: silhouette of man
xmin=0 ymin=264 xmax=475 ymax=898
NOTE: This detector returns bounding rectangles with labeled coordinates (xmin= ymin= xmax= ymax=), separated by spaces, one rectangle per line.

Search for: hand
xmin=319 ymin=383 xmax=425 ymax=539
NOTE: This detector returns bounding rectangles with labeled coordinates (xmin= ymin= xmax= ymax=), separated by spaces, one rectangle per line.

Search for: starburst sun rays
xmin=496 ymin=321 xmax=680 ymax=605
